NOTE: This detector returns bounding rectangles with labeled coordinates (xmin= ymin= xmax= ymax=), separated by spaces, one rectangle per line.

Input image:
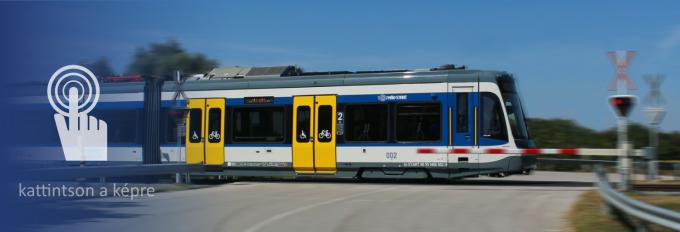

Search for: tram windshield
xmin=498 ymin=80 xmax=529 ymax=140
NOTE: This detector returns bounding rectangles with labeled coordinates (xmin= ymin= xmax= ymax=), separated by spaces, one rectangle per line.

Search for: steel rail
xmin=595 ymin=166 xmax=680 ymax=231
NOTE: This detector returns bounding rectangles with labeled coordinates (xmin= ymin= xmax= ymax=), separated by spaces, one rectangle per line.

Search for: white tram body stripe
xmin=336 ymin=146 xmax=447 ymax=163
xmin=225 ymin=147 xmax=292 ymax=163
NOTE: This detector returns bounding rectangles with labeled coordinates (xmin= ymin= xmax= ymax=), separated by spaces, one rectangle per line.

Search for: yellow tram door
xmin=204 ymin=99 xmax=225 ymax=165
xmin=293 ymin=96 xmax=315 ymax=172
xmin=186 ymin=99 xmax=205 ymax=164
xmin=292 ymin=96 xmax=337 ymax=173
xmin=314 ymin=96 xmax=337 ymax=172
xmin=185 ymin=98 xmax=225 ymax=165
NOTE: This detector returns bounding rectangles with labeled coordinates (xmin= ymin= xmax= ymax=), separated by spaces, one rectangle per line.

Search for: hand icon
xmin=54 ymin=87 xmax=108 ymax=161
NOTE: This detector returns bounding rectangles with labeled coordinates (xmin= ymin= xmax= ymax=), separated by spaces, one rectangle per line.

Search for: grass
xmin=566 ymin=190 xmax=680 ymax=232
xmin=628 ymin=193 xmax=680 ymax=212
xmin=634 ymin=180 xmax=680 ymax=185
xmin=661 ymin=160 xmax=680 ymax=164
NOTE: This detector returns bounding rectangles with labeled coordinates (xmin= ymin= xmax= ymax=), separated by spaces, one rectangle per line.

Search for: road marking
xmin=240 ymin=186 xmax=401 ymax=232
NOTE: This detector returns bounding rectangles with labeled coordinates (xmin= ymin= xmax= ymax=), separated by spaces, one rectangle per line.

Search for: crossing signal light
xmin=169 ymin=107 xmax=190 ymax=124
xmin=608 ymin=95 xmax=637 ymax=117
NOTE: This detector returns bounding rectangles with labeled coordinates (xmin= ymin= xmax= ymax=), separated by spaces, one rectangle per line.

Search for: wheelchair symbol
xmin=300 ymin=130 xmax=307 ymax=139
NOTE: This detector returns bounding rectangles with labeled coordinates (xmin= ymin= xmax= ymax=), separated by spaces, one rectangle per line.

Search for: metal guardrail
xmin=14 ymin=162 xmax=204 ymax=182
xmin=595 ymin=166 xmax=680 ymax=231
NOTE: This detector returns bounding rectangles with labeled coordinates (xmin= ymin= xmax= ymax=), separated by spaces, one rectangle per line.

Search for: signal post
xmin=608 ymin=96 xmax=636 ymax=191
xmin=170 ymin=70 xmax=190 ymax=183
xmin=643 ymin=74 xmax=666 ymax=181
xmin=605 ymin=51 xmax=638 ymax=191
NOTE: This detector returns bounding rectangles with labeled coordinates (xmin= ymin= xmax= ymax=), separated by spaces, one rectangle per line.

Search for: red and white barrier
xmin=416 ymin=148 xmax=643 ymax=157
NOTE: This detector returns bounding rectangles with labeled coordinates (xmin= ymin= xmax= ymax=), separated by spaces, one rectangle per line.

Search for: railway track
xmin=633 ymin=184 xmax=680 ymax=191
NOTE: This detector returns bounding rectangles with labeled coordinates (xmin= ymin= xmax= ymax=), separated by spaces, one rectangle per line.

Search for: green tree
xmin=126 ymin=39 xmax=219 ymax=77
xmin=528 ymin=118 xmax=680 ymax=162
xmin=80 ymin=57 xmax=117 ymax=78
xmin=527 ymin=118 xmax=598 ymax=149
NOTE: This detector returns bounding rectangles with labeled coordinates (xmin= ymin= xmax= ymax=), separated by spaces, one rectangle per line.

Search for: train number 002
xmin=386 ymin=152 xmax=397 ymax=159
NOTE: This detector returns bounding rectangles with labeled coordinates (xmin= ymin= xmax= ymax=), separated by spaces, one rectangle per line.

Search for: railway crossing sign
xmin=643 ymin=74 xmax=666 ymax=126
xmin=171 ymin=70 xmax=189 ymax=104
xmin=608 ymin=95 xmax=637 ymax=118
xmin=645 ymin=108 xmax=666 ymax=125
xmin=606 ymin=51 xmax=638 ymax=91
xmin=604 ymin=50 xmax=640 ymax=191
xmin=643 ymin=74 xmax=665 ymax=107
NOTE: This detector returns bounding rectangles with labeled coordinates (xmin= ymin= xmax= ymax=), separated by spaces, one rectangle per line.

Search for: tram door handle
xmin=465 ymin=135 xmax=471 ymax=141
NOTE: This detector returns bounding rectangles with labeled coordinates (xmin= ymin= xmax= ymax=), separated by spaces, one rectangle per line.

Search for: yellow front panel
xmin=314 ymin=95 xmax=337 ymax=173
xmin=186 ymin=99 xmax=206 ymax=164
xmin=204 ymin=98 xmax=225 ymax=165
xmin=293 ymin=96 xmax=315 ymax=172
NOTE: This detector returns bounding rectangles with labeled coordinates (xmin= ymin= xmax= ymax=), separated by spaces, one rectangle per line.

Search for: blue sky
xmin=1 ymin=1 xmax=679 ymax=132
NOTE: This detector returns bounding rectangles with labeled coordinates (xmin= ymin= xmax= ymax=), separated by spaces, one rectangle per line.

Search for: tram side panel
xmin=216 ymin=83 xmax=451 ymax=178
xmin=335 ymin=86 xmax=450 ymax=179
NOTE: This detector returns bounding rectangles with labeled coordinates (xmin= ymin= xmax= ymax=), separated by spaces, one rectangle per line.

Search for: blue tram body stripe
xmin=161 ymin=100 xmax=187 ymax=107
xmin=337 ymin=92 xmax=445 ymax=103
xmin=18 ymin=100 xmax=185 ymax=111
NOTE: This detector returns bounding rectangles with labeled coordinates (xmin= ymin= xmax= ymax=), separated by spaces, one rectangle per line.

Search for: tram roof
xmin=13 ymin=68 xmax=514 ymax=96
xmin=108 ymin=69 xmax=511 ymax=94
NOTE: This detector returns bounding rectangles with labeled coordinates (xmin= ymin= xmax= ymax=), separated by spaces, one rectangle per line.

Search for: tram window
xmin=188 ymin=109 xmax=202 ymax=143
xmin=96 ymin=109 xmax=138 ymax=144
xmin=19 ymin=111 xmax=60 ymax=145
xmin=232 ymin=107 xmax=284 ymax=143
xmin=481 ymin=92 xmax=508 ymax=142
xmin=345 ymin=104 xmax=388 ymax=142
xmin=503 ymin=94 xmax=529 ymax=139
xmin=207 ymin=108 xmax=222 ymax=143
xmin=296 ymin=106 xmax=311 ymax=143
xmin=456 ymin=93 xmax=468 ymax=133
xmin=396 ymin=103 xmax=441 ymax=142
xmin=165 ymin=113 xmax=185 ymax=144
xmin=317 ymin=105 xmax=333 ymax=142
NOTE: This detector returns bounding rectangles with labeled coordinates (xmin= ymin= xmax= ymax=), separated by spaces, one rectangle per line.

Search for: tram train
xmin=12 ymin=64 xmax=536 ymax=180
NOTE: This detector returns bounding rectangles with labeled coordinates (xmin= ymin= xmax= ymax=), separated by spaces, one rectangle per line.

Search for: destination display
xmin=244 ymin=96 xmax=275 ymax=104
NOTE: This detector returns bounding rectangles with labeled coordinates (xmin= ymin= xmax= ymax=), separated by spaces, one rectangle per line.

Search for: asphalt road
xmin=10 ymin=171 xmax=601 ymax=232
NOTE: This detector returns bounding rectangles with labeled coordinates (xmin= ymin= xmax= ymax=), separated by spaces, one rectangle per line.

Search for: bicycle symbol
xmin=209 ymin=131 xmax=220 ymax=140
xmin=192 ymin=131 xmax=199 ymax=140
xmin=318 ymin=130 xmax=332 ymax=139
xmin=300 ymin=130 xmax=307 ymax=139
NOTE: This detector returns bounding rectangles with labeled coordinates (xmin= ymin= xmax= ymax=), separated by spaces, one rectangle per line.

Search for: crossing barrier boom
xmin=416 ymin=148 xmax=643 ymax=157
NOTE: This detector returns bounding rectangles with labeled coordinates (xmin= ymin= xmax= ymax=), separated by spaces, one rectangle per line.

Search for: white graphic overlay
xmin=377 ymin=94 xmax=407 ymax=102
xmin=209 ymin=131 xmax=221 ymax=140
xmin=48 ymin=65 xmax=107 ymax=161
xmin=319 ymin=130 xmax=331 ymax=139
